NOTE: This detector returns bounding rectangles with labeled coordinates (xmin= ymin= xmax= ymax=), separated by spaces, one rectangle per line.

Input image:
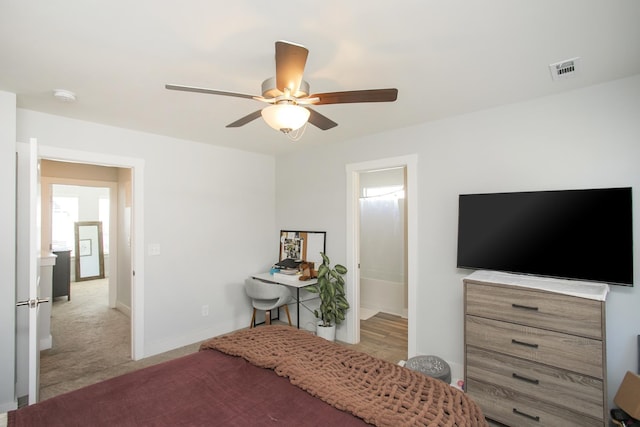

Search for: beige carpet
xmin=39 ymin=279 xmax=199 ymax=401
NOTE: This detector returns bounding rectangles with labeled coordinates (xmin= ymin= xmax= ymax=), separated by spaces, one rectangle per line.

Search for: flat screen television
xmin=457 ymin=187 xmax=633 ymax=286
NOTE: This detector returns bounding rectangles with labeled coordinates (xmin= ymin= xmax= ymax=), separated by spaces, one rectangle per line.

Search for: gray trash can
xmin=405 ymin=355 xmax=451 ymax=384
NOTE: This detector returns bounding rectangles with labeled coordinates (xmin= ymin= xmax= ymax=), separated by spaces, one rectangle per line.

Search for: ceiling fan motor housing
xmin=261 ymin=77 xmax=310 ymax=99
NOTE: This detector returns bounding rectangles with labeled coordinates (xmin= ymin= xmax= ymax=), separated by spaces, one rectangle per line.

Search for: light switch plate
xmin=148 ymin=243 xmax=161 ymax=256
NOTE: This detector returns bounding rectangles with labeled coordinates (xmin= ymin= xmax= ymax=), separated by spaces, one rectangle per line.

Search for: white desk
xmin=251 ymin=272 xmax=317 ymax=328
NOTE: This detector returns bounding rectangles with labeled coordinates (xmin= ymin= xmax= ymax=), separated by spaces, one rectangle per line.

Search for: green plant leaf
xmin=335 ymin=264 xmax=347 ymax=274
xmin=320 ymin=252 xmax=330 ymax=265
xmin=317 ymin=264 xmax=329 ymax=279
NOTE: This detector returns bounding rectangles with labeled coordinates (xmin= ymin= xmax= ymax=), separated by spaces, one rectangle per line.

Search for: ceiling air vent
xmin=549 ymin=57 xmax=581 ymax=81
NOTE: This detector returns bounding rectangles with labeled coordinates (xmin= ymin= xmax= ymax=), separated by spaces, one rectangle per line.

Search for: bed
xmin=8 ymin=326 xmax=487 ymax=426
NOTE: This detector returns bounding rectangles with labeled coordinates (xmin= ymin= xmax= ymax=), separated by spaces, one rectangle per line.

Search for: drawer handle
xmin=512 ymin=373 xmax=540 ymax=385
xmin=511 ymin=339 xmax=539 ymax=349
xmin=512 ymin=303 xmax=539 ymax=311
xmin=513 ymin=408 xmax=540 ymax=422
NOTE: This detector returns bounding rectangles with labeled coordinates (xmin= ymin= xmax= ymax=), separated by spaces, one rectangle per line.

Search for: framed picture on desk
xmin=279 ymin=230 xmax=326 ymax=266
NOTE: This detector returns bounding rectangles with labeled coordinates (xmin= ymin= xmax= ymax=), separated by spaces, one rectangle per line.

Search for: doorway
xmin=346 ymin=155 xmax=418 ymax=357
xmin=37 ymin=145 xmax=145 ymax=360
xmin=358 ymin=167 xmax=407 ymax=320
xmin=14 ymin=143 xmax=145 ymax=404
xmin=47 ymin=182 xmax=114 ymax=294
xmin=38 ymin=166 xmax=133 ymax=397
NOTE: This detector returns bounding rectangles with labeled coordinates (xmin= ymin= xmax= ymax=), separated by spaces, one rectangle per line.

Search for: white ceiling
xmin=2 ymin=1 xmax=639 ymax=155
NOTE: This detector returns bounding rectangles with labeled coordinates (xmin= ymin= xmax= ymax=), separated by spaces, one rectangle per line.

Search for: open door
xmin=15 ymin=138 xmax=48 ymax=404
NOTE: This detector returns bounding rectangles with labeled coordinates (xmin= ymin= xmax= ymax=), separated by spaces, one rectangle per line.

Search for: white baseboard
xmin=39 ymin=334 xmax=52 ymax=350
xmin=0 ymin=400 xmax=16 ymax=415
xmin=116 ymin=301 xmax=131 ymax=318
xmin=143 ymin=318 xmax=243 ymax=359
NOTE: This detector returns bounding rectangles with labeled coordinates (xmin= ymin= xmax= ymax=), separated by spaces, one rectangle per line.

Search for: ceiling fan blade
xmin=166 ymin=84 xmax=256 ymax=100
xmin=306 ymin=108 xmax=338 ymax=130
xmin=275 ymin=41 xmax=308 ymax=94
xmin=226 ymin=110 xmax=263 ymax=128
xmin=309 ymin=88 xmax=398 ymax=105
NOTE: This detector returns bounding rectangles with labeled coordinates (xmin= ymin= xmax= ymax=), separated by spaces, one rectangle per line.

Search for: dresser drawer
xmin=466 ymin=346 xmax=605 ymax=419
xmin=465 ymin=282 xmax=603 ymax=339
xmin=466 ymin=316 xmax=604 ymax=378
xmin=466 ymin=378 xmax=603 ymax=427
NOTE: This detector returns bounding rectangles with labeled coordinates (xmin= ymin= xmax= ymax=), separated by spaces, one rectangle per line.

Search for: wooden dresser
xmin=52 ymin=249 xmax=71 ymax=300
xmin=463 ymin=271 xmax=608 ymax=427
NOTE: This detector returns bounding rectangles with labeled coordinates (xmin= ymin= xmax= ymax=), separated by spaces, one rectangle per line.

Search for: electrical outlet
xmin=201 ymin=305 xmax=209 ymax=316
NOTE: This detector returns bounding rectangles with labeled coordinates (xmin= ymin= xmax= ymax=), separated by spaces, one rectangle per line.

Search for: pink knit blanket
xmin=200 ymin=326 xmax=487 ymax=427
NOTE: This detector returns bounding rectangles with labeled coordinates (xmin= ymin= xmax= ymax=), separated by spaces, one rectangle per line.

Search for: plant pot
xmin=316 ymin=323 xmax=336 ymax=341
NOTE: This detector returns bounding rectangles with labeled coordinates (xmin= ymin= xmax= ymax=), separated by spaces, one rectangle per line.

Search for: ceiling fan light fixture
xmin=261 ymin=104 xmax=310 ymax=133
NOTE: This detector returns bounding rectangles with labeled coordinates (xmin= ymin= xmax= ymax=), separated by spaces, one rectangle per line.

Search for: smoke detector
xmin=549 ymin=57 xmax=581 ymax=81
xmin=53 ymin=89 xmax=77 ymax=102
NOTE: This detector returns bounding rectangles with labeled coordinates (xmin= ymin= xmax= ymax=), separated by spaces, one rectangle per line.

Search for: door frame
xmin=27 ymin=138 xmax=41 ymax=404
xmin=345 ymin=154 xmax=418 ymax=357
xmin=38 ymin=145 xmax=146 ymax=360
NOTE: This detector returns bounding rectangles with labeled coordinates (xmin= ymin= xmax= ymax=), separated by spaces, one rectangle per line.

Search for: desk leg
xmin=296 ymin=288 xmax=300 ymax=329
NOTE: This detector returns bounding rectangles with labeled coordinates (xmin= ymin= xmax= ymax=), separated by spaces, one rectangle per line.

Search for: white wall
xmin=0 ymin=91 xmax=17 ymax=411
xmin=275 ymin=74 xmax=640 ymax=406
xmin=16 ymin=110 xmax=277 ymax=357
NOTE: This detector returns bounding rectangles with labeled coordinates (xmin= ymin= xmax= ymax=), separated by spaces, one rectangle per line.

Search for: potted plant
xmin=306 ymin=252 xmax=349 ymax=341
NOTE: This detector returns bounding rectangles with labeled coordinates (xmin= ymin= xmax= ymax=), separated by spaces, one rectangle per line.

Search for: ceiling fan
xmin=165 ymin=40 xmax=398 ymax=137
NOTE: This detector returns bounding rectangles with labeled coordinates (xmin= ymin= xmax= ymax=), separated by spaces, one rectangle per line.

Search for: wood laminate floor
xmin=343 ymin=311 xmax=408 ymax=364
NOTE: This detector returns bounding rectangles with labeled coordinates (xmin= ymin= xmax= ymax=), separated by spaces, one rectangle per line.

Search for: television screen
xmin=457 ymin=187 xmax=633 ymax=286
